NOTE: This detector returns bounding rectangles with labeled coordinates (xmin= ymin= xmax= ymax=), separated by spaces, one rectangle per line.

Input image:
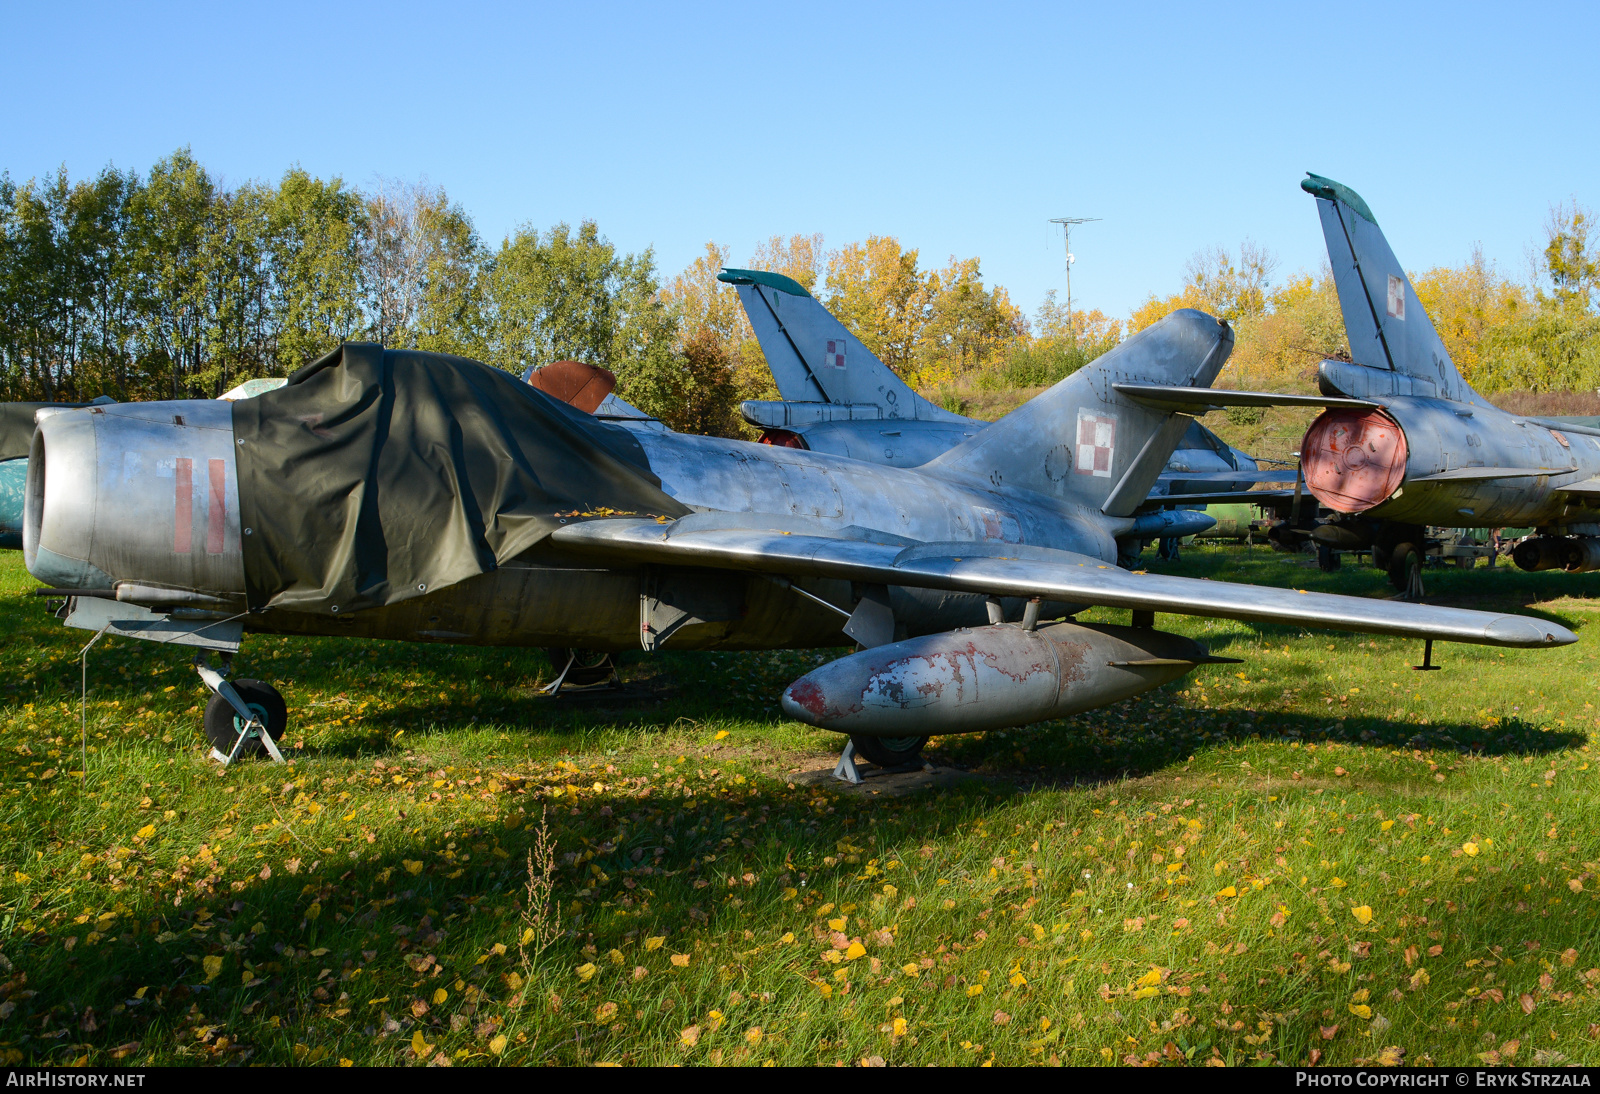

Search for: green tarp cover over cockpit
xmin=2 ymin=402 xmax=81 ymax=461
xmin=232 ymin=343 xmax=690 ymax=614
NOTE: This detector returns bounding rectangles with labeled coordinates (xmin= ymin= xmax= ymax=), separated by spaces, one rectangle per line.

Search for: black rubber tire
xmin=1389 ymin=542 xmax=1422 ymax=592
xmin=543 ymin=648 xmax=615 ymax=687
xmin=203 ymin=679 xmax=288 ymax=757
xmin=851 ymin=735 xmax=928 ymax=768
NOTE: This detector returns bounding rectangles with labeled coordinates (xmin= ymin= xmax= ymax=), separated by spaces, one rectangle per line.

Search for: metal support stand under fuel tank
xmin=833 ymin=739 xmax=865 ymax=785
xmin=829 ymin=738 xmax=936 ymax=786
xmin=195 ymin=654 xmax=286 ymax=767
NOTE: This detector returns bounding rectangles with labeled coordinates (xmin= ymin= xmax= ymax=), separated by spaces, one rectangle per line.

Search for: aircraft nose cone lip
xmin=1482 ymin=616 xmax=1577 ymax=647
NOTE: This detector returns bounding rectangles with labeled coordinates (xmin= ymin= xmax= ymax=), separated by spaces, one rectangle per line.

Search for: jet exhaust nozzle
xmin=781 ymin=621 xmax=1212 ymax=736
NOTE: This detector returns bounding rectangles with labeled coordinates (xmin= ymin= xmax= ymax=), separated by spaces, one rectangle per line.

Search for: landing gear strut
xmin=195 ymin=654 xmax=288 ymax=766
xmin=539 ymin=649 xmax=619 ymax=696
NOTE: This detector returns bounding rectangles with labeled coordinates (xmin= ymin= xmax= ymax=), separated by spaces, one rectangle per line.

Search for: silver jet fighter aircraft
xmin=21 ymin=309 xmax=1573 ymax=773
xmin=1295 ymin=174 xmax=1600 ymax=585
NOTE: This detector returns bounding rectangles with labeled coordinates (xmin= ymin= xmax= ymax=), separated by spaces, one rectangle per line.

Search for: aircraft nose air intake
xmin=24 ymin=402 xmax=247 ymax=598
xmin=1302 ymin=408 xmax=1408 ymax=512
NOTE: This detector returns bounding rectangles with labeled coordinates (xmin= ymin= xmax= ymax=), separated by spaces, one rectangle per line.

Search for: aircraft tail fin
xmin=719 ymin=268 xmax=965 ymax=422
xmin=926 ymin=309 xmax=1234 ymax=516
xmin=1302 ymin=173 xmax=1477 ymax=402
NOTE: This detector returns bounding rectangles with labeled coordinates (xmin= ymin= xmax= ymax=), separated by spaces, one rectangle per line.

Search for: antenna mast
xmin=1048 ymin=216 xmax=1100 ymax=340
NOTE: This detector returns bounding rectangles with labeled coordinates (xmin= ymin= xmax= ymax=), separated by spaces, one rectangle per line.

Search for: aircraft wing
xmin=1112 ymin=384 xmax=1381 ymax=413
xmin=549 ymin=517 xmax=1572 ymax=648
xmin=1555 ymin=478 xmax=1600 ymax=498
xmin=1142 ymin=488 xmax=1299 ymax=508
xmin=1154 ymin=470 xmax=1299 ymax=484
xmin=1410 ymin=466 xmax=1568 ymax=483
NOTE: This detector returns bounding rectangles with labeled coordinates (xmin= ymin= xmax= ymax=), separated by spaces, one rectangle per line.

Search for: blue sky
xmin=3 ymin=1 xmax=1595 ymax=319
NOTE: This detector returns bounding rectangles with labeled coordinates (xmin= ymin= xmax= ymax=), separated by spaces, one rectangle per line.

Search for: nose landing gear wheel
xmin=203 ymin=679 xmax=288 ymax=757
xmin=850 ymin=735 xmax=929 ymax=768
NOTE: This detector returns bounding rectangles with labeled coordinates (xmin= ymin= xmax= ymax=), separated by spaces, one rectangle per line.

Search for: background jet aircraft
xmin=1296 ymin=174 xmax=1600 ymax=587
xmin=720 ymin=267 xmax=1287 ymax=499
xmin=22 ymin=310 xmax=1570 ymax=774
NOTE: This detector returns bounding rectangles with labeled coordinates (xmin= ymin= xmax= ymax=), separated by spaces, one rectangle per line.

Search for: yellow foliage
xmin=1413 ymin=250 xmax=1531 ymax=385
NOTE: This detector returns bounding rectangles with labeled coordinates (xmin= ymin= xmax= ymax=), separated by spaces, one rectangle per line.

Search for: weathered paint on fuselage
xmin=632 ymin=430 xmax=1116 ymax=556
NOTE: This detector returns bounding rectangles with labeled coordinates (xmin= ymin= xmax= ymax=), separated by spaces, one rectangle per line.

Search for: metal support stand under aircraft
xmin=830 ymin=736 xmax=938 ymax=786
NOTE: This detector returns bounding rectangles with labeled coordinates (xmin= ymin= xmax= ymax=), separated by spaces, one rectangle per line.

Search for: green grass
xmin=2 ymin=546 xmax=1600 ymax=1066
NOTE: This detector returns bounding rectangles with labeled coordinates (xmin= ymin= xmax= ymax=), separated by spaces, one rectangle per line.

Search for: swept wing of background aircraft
xmin=1296 ymin=174 xmax=1600 ymax=586
xmin=21 ymin=310 xmax=1572 ymax=776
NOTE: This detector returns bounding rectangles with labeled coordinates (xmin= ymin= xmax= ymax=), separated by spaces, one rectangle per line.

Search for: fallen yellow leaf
xmin=845 ymin=941 xmax=867 ymax=960
xmin=670 ymin=953 xmax=690 ymax=967
xmin=432 ymin=988 xmax=448 ymax=1004
xmin=1351 ymin=905 xmax=1373 ymax=925
xmin=1462 ymin=842 xmax=1479 ymax=857
xmin=411 ymin=1029 xmax=433 ymax=1058
xmin=489 ymin=1034 xmax=508 ymax=1056
xmin=202 ymin=955 xmax=223 ymax=983
xmin=576 ymin=962 xmax=597 ymax=981
xmin=645 ymin=936 xmax=665 ymax=951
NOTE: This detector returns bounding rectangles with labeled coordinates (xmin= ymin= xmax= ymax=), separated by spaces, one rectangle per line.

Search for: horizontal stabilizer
xmin=550 ymin=517 xmax=1574 ymax=649
xmin=1155 ymin=470 xmax=1299 ymax=484
xmin=1555 ymin=478 xmax=1600 ymax=497
xmin=1409 ymin=467 xmax=1567 ymax=483
xmin=1112 ymin=383 xmax=1380 ymax=413
xmin=1142 ymin=489 xmax=1297 ymax=508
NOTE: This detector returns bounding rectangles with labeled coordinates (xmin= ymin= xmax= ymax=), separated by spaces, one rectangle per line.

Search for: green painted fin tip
xmin=1301 ymin=173 xmax=1378 ymax=225
xmin=716 ymin=268 xmax=811 ymax=298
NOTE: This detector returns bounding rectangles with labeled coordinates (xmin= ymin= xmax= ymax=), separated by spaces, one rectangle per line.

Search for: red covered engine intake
xmin=1302 ymin=408 xmax=1408 ymax=513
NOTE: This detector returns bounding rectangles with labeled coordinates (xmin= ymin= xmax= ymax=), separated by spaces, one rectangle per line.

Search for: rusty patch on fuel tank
xmin=1302 ymin=408 xmax=1408 ymax=513
xmin=784 ymin=678 xmax=828 ymax=719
